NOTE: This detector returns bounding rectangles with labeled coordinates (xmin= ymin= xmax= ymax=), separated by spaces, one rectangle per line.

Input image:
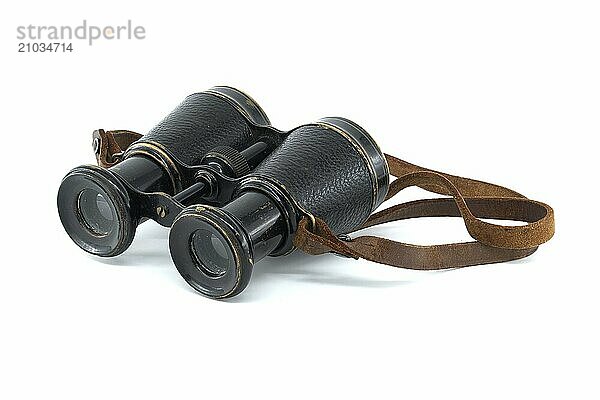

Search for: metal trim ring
xmin=123 ymin=141 xmax=183 ymax=194
xmin=205 ymin=86 xmax=271 ymax=127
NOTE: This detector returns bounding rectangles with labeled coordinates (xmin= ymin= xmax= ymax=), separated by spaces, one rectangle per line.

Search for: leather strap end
xmin=93 ymin=129 xmax=142 ymax=168
xmin=294 ymin=217 xmax=360 ymax=259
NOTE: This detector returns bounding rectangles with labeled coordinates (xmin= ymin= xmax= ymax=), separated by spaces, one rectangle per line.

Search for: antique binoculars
xmin=58 ymin=87 xmax=389 ymax=298
xmin=58 ymin=86 xmax=553 ymax=299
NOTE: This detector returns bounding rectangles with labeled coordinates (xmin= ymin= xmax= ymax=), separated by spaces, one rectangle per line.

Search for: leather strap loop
xmin=294 ymin=154 xmax=555 ymax=270
xmin=93 ymin=129 xmax=142 ymax=168
xmin=384 ymin=154 xmax=526 ymax=199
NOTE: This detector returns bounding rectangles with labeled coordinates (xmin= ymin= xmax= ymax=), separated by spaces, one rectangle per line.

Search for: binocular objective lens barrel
xmin=220 ymin=192 xmax=287 ymax=261
xmin=108 ymin=156 xmax=174 ymax=193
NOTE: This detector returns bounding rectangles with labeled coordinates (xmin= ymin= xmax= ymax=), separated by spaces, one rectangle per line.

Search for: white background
xmin=1 ymin=1 xmax=598 ymax=399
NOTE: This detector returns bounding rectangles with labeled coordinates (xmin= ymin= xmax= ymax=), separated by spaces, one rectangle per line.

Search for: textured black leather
xmin=137 ymin=93 xmax=257 ymax=166
xmin=249 ymin=124 xmax=374 ymax=234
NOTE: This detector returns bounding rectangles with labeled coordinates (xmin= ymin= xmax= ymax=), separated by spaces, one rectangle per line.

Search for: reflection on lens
xmin=77 ymin=189 xmax=115 ymax=236
xmin=190 ymin=228 xmax=232 ymax=278
xmin=96 ymin=194 xmax=113 ymax=221
xmin=211 ymin=235 xmax=228 ymax=259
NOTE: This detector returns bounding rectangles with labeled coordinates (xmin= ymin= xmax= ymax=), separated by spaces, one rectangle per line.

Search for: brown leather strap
xmin=93 ymin=129 xmax=142 ymax=168
xmin=294 ymin=154 xmax=555 ymax=270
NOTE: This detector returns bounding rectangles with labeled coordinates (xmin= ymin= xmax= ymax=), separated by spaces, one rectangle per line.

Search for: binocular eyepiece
xmin=58 ymin=87 xmax=390 ymax=299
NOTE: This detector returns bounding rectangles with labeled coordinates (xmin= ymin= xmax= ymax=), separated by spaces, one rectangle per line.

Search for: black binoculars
xmin=58 ymin=86 xmax=389 ymax=298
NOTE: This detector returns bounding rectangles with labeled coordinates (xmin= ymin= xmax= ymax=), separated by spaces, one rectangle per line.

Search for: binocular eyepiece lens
xmin=58 ymin=166 xmax=136 ymax=257
xmin=170 ymin=206 xmax=256 ymax=298
xmin=77 ymin=189 xmax=116 ymax=236
xmin=190 ymin=228 xmax=233 ymax=278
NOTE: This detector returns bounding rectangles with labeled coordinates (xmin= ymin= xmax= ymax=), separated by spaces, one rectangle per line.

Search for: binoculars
xmin=58 ymin=87 xmax=389 ymax=298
